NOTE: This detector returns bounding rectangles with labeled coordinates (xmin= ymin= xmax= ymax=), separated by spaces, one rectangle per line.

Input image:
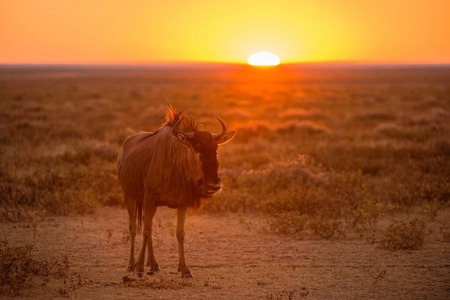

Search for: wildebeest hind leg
xmin=136 ymin=194 xmax=157 ymax=277
xmin=125 ymin=194 xmax=137 ymax=272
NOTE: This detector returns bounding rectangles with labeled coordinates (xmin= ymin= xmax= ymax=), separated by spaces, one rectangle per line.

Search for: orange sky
xmin=1 ymin=0 xmax=449 ymax=64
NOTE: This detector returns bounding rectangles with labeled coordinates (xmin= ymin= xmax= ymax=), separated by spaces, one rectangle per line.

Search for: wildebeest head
xmin=172 ymin=117 xmax=235 ymax=195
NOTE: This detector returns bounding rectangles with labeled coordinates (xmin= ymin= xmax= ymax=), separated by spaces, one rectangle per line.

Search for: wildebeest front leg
xmin=136 ymin=196 xmax=157 ymax=278
xmin=177 ymin=206 xmax=193 ymax=278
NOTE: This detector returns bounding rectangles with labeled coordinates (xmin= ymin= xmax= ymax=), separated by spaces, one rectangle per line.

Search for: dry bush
xmin=0 ymin=240 xmax=39 ymax=295
xmin=351 ymin=112 xmax=396 ymax=123
xmin=266 ymin=289 xmax=306 ymax=300
xmin=122 ymin=276 xmax=195 ymax=289
xmin=308 ymin=211 xmax=346 ymax=239
xmin=62 ymin=139 xmax=119 ymax=164
xmin=348 ymin=200 xmax=389 ymax=232
xmin=381 ymin=218 xmax=426 ymax=250
xmin=232 ymin=122 xmax=274 ymax=142
xmin=268 ymin=212 xmax=308 ymax=234
xmin=233 ymin=120 xmax=330 ymax=143
xmin=0 ymin=238 xmax=85 ymax=296
xmin=201 ymin=189 xmax=248 ymax=213
xmin=419 ymin=200 xmax=446 ymax=220
xmin=280 ymin=107 xmax=327 ymax=121
xmin=274 ymin=120 xmax=331 ymax=137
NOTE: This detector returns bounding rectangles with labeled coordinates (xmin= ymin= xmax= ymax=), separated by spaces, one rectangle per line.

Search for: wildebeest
xmin=117 ymin=106 xmax=235 ymax=278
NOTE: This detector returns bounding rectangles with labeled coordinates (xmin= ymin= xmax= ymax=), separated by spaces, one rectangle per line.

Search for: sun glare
xmin=247 ymin=52 xmax=281 ymax=66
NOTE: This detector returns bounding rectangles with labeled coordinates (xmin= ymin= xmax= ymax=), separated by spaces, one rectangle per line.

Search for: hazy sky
xmin=1 ymin=0 xmax=449 ymax=64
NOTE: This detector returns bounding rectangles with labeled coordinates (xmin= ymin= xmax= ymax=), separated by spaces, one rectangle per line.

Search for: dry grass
xmin=0 ymin=64 xmax=449 ymax=238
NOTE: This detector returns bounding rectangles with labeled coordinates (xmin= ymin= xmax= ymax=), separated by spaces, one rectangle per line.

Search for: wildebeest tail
xmin=136 ymin=203 xmax=142 ymax=234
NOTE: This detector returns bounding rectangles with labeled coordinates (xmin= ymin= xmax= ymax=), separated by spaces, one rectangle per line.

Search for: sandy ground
xmin=1 ymin=206 xmax=449 ymax=299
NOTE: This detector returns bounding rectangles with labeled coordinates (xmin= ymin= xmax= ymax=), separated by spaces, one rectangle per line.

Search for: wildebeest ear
xmin=215 ymin=131 xmax=236 ymax=145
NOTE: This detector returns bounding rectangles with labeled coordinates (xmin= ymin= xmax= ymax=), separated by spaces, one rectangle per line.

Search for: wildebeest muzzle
xmin=205 ymin=181 xmax=221 ymax=195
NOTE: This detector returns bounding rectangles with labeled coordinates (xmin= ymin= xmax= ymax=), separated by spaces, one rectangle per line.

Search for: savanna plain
xmin=0 ymin=64 xmax=449 ymax=299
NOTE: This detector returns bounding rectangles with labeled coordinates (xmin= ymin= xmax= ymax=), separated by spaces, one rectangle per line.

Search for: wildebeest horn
xmin=212 ymin=117 xmax=227 ymax=138
xmin=172 ymin=116 xmax=185 ymax=135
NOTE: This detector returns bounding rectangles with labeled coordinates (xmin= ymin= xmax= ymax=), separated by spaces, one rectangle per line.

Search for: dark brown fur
xmin=117 ymin=106 xmax=235 ymax=278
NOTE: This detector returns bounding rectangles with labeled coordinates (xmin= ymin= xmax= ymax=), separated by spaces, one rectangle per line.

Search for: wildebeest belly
xmin=152 ymin=192 xmax=184 ymax=208
xmin=155 ymin=198 xmax=182 ymax=208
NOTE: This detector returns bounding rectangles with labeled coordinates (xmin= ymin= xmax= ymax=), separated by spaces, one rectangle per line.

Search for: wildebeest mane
xmin=147 ymin=125 xmax=204 ymax=209
xmin=164 ymin=105 xmax=199 ymax=133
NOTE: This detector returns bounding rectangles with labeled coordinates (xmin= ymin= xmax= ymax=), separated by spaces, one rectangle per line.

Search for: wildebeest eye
xmin=193 ymin=143 xmax=201 ymax=152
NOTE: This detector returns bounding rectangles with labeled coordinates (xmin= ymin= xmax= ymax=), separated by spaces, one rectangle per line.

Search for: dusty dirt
xmin=1 ymin=206 xmax=449 ymax=299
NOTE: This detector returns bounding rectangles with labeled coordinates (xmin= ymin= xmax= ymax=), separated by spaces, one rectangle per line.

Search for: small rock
xmin=257 ymin=280 xmax=267 ymax=286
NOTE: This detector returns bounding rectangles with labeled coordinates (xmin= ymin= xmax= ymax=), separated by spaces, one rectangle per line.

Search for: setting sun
xmin=247 ymin=52 xmax=281 ymax=66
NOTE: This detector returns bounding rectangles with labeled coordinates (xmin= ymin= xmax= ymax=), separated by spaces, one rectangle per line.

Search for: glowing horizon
xmin=1 ymin=0 xmax=450 ymax=65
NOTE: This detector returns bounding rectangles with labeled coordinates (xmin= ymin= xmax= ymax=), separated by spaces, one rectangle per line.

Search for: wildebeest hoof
xmin=181 ymin=272 xmax=194 ymax=278
xmin=150 ymin=265 xmax=161 ymax=272
xmin=123 ymin=275 xmax=136 ymax=282
xmin=147 ymin=261 xmax=160 ymax=268
xmin=136 ymin=271 xmax=144 ymax=278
